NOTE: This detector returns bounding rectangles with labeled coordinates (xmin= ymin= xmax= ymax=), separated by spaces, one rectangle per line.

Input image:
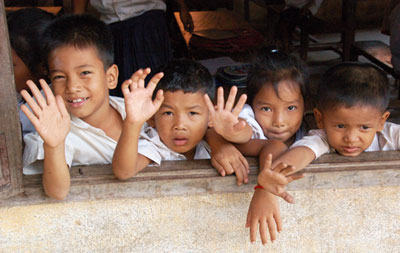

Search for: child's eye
xmin=52 ymin=75 xmax=65 ymax=81
xmin=81 ymin=71 xmax=91 ymax=76
xmin=336 ymin=124 xmax=345 ymax=129
xmin=361 ymin=125 xmax=370 ymax=130
xmin=189 ymin=111 xmax=199 ymax=115
xmin=163 ymin=111 xmax=173 ymax=116
xmin=261 ymin=107 xmax=271 ymax=112
xmin=288 ymin=105 xmax=297 ymax=111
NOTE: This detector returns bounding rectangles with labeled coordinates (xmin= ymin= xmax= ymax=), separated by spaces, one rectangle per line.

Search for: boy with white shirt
xmin=21 ymin=15 xmax=128 ymax=200
xmin=113 ymin=59 xmax=220 ymax=179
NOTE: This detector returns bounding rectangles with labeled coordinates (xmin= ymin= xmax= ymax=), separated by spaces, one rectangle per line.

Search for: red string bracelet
xmin=254 ymin=184 xmax=264 ymax=190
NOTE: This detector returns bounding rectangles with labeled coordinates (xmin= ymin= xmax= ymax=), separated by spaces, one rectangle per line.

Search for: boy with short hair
xmin=21 ymin=14 xmax=124 ymax=200
xmin=113 ymin=59 xmax=237 ymax=179
xmin=258 ymin=62 xmax=398 ymax=198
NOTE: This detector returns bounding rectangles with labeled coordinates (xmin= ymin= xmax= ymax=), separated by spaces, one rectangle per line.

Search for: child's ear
xmin=106 ymin=64 xmax=119 ymax=89
xmin=378 ymin=111 xmax=390 ymax=131
xmin=313 ymin=108 xmax=324 ymax=129
xmin=147 ymin=117 xmax=156 ymax=128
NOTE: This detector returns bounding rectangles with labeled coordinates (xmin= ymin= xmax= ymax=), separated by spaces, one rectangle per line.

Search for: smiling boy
xmin=21 ymin=15 xmax=124 ymax=200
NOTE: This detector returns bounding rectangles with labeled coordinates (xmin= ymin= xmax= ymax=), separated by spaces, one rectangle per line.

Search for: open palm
xmin=20 ymin=80 xmax=70 ymax=148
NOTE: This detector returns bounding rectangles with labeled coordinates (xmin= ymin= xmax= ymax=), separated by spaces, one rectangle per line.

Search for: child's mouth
xmin=342 ymin=146 xmax=359 ymax=153
xmin=173 ymin=138 xmax=188 ymax=146
xmin=67 ymin=97 xmax=88 ymax=107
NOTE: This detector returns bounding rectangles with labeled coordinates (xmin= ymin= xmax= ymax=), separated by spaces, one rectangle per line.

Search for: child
xmin=21 ymin=14 xmax=129 ymax=200
xmin=7 ymin=8 xmax=55 ymax=135
xmin=206 ymin=51 xmax=309 ymax=245
xmin=259 ymin=62 xmax=395 ymax=194
xmin=112 ymin=59 xmax=218 ymax=179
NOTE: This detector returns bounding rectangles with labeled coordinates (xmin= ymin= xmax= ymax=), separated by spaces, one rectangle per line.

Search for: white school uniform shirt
xmin=90 ymin=0 xmax=167 ymax=24
xmin=23 ymin=96 xmax=125 ymax=175
xmin=238 ymin=104 xmax=307 ymax=143
xmin=138 ymin=123 xmax=211 ymax=166
xmin=291 ymin=122 xmax=400 ymax=159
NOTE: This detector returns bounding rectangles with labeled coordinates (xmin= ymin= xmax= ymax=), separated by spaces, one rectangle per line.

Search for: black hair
xmin=42 ymin=14 xmax=114 ymax=70
xmin=316 ymin=62 xmax=390 ymax=113
xmin=7 ymin=8 xmax=55 ymax=80
xmin=246 ymin=51 xmax=309 ymax=105
xmin=154 ymin=58 xmax=215 ymax=100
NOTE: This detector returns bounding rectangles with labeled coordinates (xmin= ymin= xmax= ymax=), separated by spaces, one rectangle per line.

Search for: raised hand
xmin=122 ymin=68 xmax=164 ymax=124
xmin=20 ymin=79 xmax=70 ymax=148
xmin=258 ymin=154 xmax=304 ymax=203
xmin=204 ymin=86 xmax=249 ymax=142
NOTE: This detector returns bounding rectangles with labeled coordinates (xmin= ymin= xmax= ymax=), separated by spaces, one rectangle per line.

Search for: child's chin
xmin=339 ymin=150 xmax=363 ymax=157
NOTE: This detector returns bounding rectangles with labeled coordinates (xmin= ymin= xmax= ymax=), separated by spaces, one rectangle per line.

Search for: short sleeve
xmin=238 ymin=104 xmax=267 ymax=139
xmin=22 ymin=132 xmax=45 ymax=174
xmin=138 ymin=139 xmax=162 ymax=166
xmin=290 ymin=129 xmax=330 ymax=159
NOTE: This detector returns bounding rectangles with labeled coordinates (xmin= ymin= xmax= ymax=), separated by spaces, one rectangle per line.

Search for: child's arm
xmin=20 ymin=80 xmax=71 ymax=200
xmin=112 ymin=68 xmax=164 ymax=179
xmin=204 ymin=86 xmax=253 ymax=143
xmin=205 ymin=128 xmax=249 ymax=185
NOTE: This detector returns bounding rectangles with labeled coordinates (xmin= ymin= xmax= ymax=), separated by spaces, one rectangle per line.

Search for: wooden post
xmin=0 ymin=0 xmax=23 ymax=199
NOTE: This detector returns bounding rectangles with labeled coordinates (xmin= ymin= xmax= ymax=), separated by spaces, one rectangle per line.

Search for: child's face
xmin=12 ymin=49 xmax=35 ymax=92
xmin=252 ymin=80 xmax=304 ymax=145
xmin=314 ymin=105 xmax=390 ymax=156
xmin=48 ymin=45 xmax=118 ymax=121
xmin=149 ymin=90 xmax=210 ymax=159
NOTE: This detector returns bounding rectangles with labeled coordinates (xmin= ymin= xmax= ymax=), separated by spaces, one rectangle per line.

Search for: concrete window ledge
xmin=1 ymin=151 xmax=400 ymax=206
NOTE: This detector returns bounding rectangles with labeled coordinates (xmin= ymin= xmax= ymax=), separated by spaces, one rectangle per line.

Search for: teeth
xmin=69 ymin=98 xmax=87 ymax=103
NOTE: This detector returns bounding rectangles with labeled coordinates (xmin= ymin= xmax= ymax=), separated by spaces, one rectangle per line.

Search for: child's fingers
xmin=20 ymin=104 xmax=40 ymax=127
xmin=39 ymin=79 xmax=55 ymax=105
xmin=287 ymin=172 xmax=304 ymax=183
xmin=130 ymin=69 xmax=143 ymax=84
xmin=27 ymin=80 xmax=47 ymax=109
xmin=279 ymin=191 xmax=294 ymax=204
xmin=211 ymin=159 xmax=226 ymax=177
xmin=55 ymin=95 xmax=69 ymax=120
xmin=259 ymin=218 xmax=269 ymax=245
xmin=245 ymin=210 xmax=251 ymax=228
xmin=225 ymin=86 xmax=238 ymax=112
xmin=274 ymin=211 xmax=283 ymax=233
xmin=250 ymin=218 xmax=258 ymax=243
xmin=147 ymin=72 xmax=164 ymax=92
xmin=273 ymin=162 xmax=288 ymax=173
xmin=204 ymin=94 xmax=216 ymax=115
xmin=267 ymin=217 xmax=277 ymax=242
xmin=138 ymin=68 xmax=151 ymax=88
xmin=152 ymin=90 xmax=164 ymax=111
xmin=216 ymin=86 xmax=224 ymax=111
xmin=236 ymin=163 xmax=248 ymax=184
xmin=234 ymin=166 xmax=244 ymax=186
xmin=239 ymin=154 xmax=250 ymax=173
xmin=232 ymin=94 xmax=247 ymax=116
xmin=263 ymin=153 xmax=273 ymax=170
xmin=121 ymin=79 xmax=133 ymax=97
xmin=20 ymin=89 xmax=42 ymax=116
xmin=280 ymin=165 xmax=296 ymax=176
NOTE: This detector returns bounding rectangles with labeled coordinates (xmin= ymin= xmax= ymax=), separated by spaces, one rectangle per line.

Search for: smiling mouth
xmin=68 ymin=97 xmax=88 ymax=103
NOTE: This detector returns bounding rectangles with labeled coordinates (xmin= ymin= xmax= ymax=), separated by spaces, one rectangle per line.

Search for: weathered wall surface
xmin=1 ymin=186 xmax=399 ymax=252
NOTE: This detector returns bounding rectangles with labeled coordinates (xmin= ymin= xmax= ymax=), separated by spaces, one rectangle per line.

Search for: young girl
xmin=207 ymin=51 xmax=310 ymax=245
xmin=7 ymin=8 xmax=55 ymax=135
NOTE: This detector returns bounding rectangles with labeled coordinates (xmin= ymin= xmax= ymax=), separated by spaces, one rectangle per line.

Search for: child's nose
xmin=344 ymin=129 xmax=358 ymax=143
xmin=272 ymin=112 xmax=286 ymax=128
xmin=173 ymin=114 xmax=187 ymax=130
xmin=66 ymin=77 xmax=82 ymax=93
